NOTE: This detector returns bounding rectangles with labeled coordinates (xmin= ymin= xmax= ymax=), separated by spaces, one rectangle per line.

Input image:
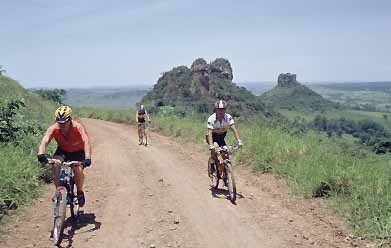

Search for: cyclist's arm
xmin=145 ymin=111 xmax=151 ymax=121
xmin=207 ymin=129 xmax=214 ymax=145
xmin=135 ymin=111 xmax=139 ymax=122
xmin=38 ymin=126 xmax=54 ymax=154
xmin=77 ymin=124 xmax=92 ymax=159
xmin=230 ymin=124 xmax=241 ymax=142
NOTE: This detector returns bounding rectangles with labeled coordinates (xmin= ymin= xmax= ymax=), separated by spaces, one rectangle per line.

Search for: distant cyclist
xmin=37 ymin=106 xmax=92 ymax=207
xmin=136 ymin=104 xmax=151 ymax=145
xmin=207 ymin=100 xmax=242 ymax=170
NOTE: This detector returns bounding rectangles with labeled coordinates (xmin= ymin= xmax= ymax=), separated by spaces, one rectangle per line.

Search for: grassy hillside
xmin=0 ymin=75 xmax=56 ymax=221
xmin=309 ymin=82 xmax=391 ymax=112
xmin=63 ymin=87 xmax=148 ymax=109
xmin=261 ymin=82 xmax=338 ymax=111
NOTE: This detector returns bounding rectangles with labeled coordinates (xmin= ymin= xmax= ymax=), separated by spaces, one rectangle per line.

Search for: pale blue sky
xmin=1 ymin=0 xmax=390 ymax=88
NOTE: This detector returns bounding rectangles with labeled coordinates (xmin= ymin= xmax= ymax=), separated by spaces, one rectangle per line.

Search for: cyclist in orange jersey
xmin=37 ymin=106 xmax=92 ymax=207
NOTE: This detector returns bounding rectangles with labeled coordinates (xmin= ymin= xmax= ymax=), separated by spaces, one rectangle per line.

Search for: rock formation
xmin=277 ymin=73 xmax=299 ymax=87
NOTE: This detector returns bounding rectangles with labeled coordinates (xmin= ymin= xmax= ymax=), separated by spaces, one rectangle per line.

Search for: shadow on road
xmin=59 ymin=211 xmax=102 ymax=247
xmin=209 ymin=187 xmax=245 ymax=204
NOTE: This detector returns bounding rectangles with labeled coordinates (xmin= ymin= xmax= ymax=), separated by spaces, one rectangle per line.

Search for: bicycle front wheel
xmin=225 ymin=162 xmax=237 ymax=203
xmin=208 ymin=160 xmax=219 ymax=189
xmin=53 ymin=189 xmax=67 ymax=246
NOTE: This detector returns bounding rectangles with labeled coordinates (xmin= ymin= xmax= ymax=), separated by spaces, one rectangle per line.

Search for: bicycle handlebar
xmin=48 ymin=159 xmax=83 ymax=167
xmin=217 ymin=144 xmax=240 ymax=154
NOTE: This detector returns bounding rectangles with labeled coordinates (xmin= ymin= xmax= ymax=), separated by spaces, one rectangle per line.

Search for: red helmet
xmin=214 ymin=100 xmax=228 ymax=109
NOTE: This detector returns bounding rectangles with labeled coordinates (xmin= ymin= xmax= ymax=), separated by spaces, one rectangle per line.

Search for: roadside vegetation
xmin=0 ymin=76 xmax=56 ymax=222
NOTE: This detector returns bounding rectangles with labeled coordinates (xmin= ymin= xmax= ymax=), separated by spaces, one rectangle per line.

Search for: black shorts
xmin=206 ymin=132 xmax=227 ymax=147
xmin=137 ymin=118 xmax=145 ymax=123
xmin=54 ymin=147 xmax=85 ymax=162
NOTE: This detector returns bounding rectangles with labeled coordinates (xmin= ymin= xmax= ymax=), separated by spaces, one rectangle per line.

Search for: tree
xmin=33 ymin=89 xmax=66 ymax=104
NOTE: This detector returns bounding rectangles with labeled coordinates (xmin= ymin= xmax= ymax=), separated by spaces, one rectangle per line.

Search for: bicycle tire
xmin=53 ymin=189 xmax=67 ymax=246
xmin=208 ymin=160 xmax=219 ymax=189
xmin=225 ymin=162 xmax=237 ymax=203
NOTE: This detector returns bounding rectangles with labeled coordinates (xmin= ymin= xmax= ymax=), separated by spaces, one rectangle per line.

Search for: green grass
xmin=0 ymin=75 xmax=56 ymax=221
xmin=75 ymin=106 xmax=136 ymax=124
xmin=150 ymin=114 xmax=391 ymax=240
xmin=280 ymin=109 xmax=391 ymax=132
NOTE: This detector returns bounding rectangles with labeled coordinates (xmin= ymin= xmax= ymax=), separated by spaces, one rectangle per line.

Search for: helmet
xmin=214 ymin=100 xmax=228 ymax=109
xmin=55 ymin=106 xmax=72 ymax=123
xmin=140 ymin=104 xmax=144 ymax=110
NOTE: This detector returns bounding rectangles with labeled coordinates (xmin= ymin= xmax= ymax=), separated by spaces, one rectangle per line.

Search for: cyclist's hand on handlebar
xmin=237 ymin=139 xmax=243 ymax=147
xmin=83 ymin=158 xmax=91 ymax=168
xmin=209 ymin=145 xmax=215 ymax=151
xmin=37 ymin=154 xmax=48 ymax=164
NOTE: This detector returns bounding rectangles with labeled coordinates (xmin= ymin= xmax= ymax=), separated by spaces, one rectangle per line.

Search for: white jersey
xmin=207 ymin=113 xmax=235 ymax=134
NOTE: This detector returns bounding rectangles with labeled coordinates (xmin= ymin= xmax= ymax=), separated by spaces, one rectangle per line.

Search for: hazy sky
xmin=1 ymin=0 xmax=390 ymax=88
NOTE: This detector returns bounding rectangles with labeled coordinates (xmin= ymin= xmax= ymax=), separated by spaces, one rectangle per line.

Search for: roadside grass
xmin=76 ymin=107 xmax=135 ymax=124
xmin=0 ymin=75 xmax=57 ymax=222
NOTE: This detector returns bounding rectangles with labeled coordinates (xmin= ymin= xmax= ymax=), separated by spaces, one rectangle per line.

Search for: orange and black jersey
xmin=43 ymin=119 xmax=90 ymax=153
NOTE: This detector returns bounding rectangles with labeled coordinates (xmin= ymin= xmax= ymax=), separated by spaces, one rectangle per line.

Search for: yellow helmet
xmin=55 ymin=106 xmax=72 ymax=123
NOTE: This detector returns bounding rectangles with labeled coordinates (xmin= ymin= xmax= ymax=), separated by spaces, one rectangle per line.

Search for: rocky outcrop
xmin=209 ymin=58 xmax=233 ymax=81
xmin=277 ymin=73 xmax=299 ymax=87
xmin=142 ymin=57 xmax=272 ymax=117
xmin=191 ymin=58 xmax=209 ymax=92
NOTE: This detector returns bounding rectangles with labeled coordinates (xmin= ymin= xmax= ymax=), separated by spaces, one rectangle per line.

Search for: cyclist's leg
xmin=69 ymin=150 xmax=85 ymax=193
xmin=69 ymin=150 xmax=86 ymax=206
xmin=53 ymin=148 xmax=65 ymax=187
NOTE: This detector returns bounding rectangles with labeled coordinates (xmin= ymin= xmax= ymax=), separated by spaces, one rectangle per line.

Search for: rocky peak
xmin=277 ymin=73 xmax=299 ymax=87
xmin=209 ymin=58 xmax=233 ymax=81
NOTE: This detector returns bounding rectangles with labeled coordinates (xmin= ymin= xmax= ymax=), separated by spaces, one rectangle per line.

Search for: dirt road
xmin=1 ymin=119 xmax=370 ymax=247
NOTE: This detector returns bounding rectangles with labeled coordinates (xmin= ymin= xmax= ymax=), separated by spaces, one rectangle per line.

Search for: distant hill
xmin=141 ymin=58 xmax=274 ymax=117
xmin=63 ymin=87 xmax=148 ymax=109
xmin=309 ymin=81 xmax=391 ymax=93
xmin=260 ymin=73 xmax=337 ymax=111
xmin=237 ymin=81 xmax=274 ymax=96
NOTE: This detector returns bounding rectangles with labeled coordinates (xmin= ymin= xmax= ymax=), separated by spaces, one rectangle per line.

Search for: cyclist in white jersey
xmin=207 ymin=100 xmax=243 ymax=167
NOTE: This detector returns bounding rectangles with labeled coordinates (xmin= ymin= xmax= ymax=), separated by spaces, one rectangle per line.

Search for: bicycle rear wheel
xmin=225 ymin=162 xmax=237 ymax=203
xmin=208 ymin=160 xmax=219 ymax=188
xmin=53 ymin=189 xmax=67 ymax=246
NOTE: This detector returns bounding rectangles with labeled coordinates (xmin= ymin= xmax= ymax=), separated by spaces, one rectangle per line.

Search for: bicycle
xmin=137 ymin=121 xmax=149 ymax=146
xmin=47 ymin=159 xmax=84 ymax=246
xmin=208 ymin=144 xmax=240 ymax=203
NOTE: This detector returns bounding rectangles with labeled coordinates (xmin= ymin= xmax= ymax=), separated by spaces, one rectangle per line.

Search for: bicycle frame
xmin=48 ymin=159 xmax=82 ymax=245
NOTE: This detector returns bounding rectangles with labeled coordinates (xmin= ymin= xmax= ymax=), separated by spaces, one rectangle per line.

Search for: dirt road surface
xmin=0 ymin=119 xmax=370 ymax=248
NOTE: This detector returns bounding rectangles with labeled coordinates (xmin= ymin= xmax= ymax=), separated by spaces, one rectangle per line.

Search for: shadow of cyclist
xmin=209 ymin=187 xmax=245 ymax=205
xmin=59 ymin=211 xmax=102 ymax=247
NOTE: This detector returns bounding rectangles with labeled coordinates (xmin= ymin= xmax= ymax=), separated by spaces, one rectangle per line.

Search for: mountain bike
xmin=208 ymin=144 xmax=239 ymax=203
xmin=137 ymin=121 xmax=149 ymax=146
xmin=47 ymin=159 xmax=84 ymax=246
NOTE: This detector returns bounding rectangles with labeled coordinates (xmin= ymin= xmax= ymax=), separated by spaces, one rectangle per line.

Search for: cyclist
xmin=207 ymin=100 xmax=243 ymax=170
xmin=135 ymin=104 xmax=151 ymax=145
xmin=37 ymin=106 xmax=92 ymax=207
